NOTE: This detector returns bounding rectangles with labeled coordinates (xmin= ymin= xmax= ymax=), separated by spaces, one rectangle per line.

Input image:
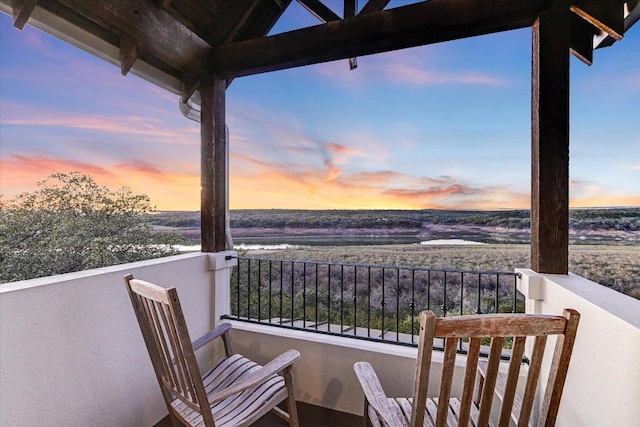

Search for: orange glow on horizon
xmin=2 ymin=155 xmax=638 ymax=211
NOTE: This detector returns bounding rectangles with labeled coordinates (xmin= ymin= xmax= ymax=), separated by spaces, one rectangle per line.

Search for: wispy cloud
xmin=1 ymin=102 xmax=199 ymax=143
xmin=314 ymin=49 xmax=509 ymax=88
xmin=229 ymin=151 xmax=528 ymax=209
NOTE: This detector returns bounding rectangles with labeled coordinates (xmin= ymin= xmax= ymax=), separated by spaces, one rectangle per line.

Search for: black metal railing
xmin=224 ymin=257 xmax=524 ymax=353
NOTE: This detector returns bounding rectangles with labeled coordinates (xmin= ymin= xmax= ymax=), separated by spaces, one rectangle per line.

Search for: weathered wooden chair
xmin=354 ymin=309 xmax=580 ymax=427
xmin=124 ymin=275 xmax=300 ymax=427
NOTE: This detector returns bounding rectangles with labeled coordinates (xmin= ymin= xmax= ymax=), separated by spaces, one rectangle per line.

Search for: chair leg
xmin=363 ymin=398 xmax=371 ymax=427
xmin=283 ymin=366 xmax=299 ymax=427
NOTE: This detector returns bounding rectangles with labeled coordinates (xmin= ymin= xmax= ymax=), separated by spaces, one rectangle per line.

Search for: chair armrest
xmin=208 ymin=349 xmax=300 ymax=404
xmin=192 ymin=323 xmax=232 ymax=352
xmin=354 ymin=362 xmax=405 ymax=426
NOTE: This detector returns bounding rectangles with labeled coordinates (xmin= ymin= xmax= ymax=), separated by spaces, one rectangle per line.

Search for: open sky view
xmin=1 ymin=2 xmax=639 ymax=211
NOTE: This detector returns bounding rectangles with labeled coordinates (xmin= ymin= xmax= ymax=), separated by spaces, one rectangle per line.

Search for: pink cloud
xmin=0 ymin=102 xmax=198 ymax=143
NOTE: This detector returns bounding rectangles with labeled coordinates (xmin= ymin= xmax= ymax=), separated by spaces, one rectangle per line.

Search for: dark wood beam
xmin=297 ymin=0 xmax=340 ymax=22
xmin=11 ymin=0 xmax=37 ymax=29
xmin=358 ymin=0 xmax=389 ymax=16
xmin=225 ymin=0 xmax=259 ymax=43
xmin=531 ymin=8 xmax=571 ymax=275
xmin=119 ymin=34 xmax=138 ymax=75
xmin=571 ymin=0 xmax=624 ymax=39
xmin=209 ymin=0 xmax=548 ymax=78
xmin=53 ymin=0 xmax=212 ymax=76
xmin=344 ymin=0 xmax=357 ymax=19
xmin=570 ymin=13 xmax=595 ymax=65
xmin=200 ymin=77 xmax=228 ymax=253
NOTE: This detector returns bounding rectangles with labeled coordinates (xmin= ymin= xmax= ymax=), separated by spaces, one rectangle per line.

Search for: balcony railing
xmin=225 ymin=257 xmax=524 ymax=350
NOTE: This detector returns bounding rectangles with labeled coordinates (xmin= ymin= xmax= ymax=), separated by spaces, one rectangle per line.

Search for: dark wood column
xmin=200 ymin=76 xmax=227 ymax=252
xmin=531 ymin=7 xmax=570 ymax=274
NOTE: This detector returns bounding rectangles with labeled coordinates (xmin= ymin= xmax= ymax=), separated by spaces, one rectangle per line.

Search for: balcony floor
xmin=154 ymin=401 xmax=360 ymax=427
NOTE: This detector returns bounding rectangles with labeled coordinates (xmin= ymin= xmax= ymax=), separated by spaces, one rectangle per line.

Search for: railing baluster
xmin=291 ymin=261 xmax=295 ymax=325
xmin=477 ymin=273 xmax=482 ymax=314
xmin=381 ymin=268 xmax=386 ymax=339
xmin=411 ymin=269 xmax=415 ymax=344
xmin=315 ymin=263 xmax=319 ymax=329
xmin=340 ymin=264 xmax=344 ymax=333
xmin=396 ymin=268 xmax=400 ymax=342
xmin=443 ymin=271 xmax=448 ymax=317
xmin=268 ymin=261 xmax=272 ymax=323
xmin=303 ymin=262 xmax=307 ymax=329
xmin=279 ymin=260 xmax=283 ymax=325
xmin=247 ymin=259 xmax=251 ymax=319
xmin=427 ymin=270 xmax=431 ymax=312
xmin=327 ymin=264 xmax=331 ymax=333
xmin=353 ymin=266 xmax=357 ymax=336
xmin=495 ymin=273 xmax=500 ymax=314
xmin=367 ymin=266 xmax=371 ymax=337
xmin=258 ymin=260 xmax=261 ymax=321
xmin=513 ymin=273 xmax=517 ymax=313
xmin=236 ymin=260 xmax=240 ymax=319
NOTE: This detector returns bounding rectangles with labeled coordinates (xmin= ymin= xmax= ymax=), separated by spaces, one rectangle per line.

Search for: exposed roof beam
xmin=52 ymin=0 xmax=213 ymax=76
xmin=210 ymin=0 xmax=548 ymax=78
xmin=570 ymin=13 xmax=595 ymax=65
xmin=12 ymin=0 xmax=37 ymax=29
xmin=297 ymin=0 xmax=340 ymax=22
xmin=225 ymin=0 xmax=259 ymax=43
xmin=571 ymin=0 xmax=624 ymax=40
xmin=119 ymin=34 xmax=139 ymax=75
xmin=358 ymin=0 xmax=389 ymax=16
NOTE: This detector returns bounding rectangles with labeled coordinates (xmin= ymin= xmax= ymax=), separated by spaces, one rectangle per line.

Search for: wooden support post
xmin=200 ymin=77 xmax=227 ymax=252
xmin=531 ymin=7 xmax=570 ymax=274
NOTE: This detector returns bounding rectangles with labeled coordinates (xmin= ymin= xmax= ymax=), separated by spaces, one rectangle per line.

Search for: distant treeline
xmin=148 ymin=208 xmax=640 ymax=231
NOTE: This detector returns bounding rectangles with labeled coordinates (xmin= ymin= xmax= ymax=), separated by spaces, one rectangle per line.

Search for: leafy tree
xmin=0 ymin=172 xmax=186 ymax=283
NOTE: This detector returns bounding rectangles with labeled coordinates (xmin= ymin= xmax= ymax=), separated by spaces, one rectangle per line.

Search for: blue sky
xmin=1 ymin=3 xmax=638 ymax=210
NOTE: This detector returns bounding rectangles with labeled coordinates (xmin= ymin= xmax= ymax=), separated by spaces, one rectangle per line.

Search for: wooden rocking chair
xmin=354 ymin=309 xmax=580 ymax=427
xmin=124 ymin=275 xmax=300 ymax=427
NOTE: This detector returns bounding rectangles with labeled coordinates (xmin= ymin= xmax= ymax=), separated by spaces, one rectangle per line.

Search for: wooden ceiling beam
xmin=210 ymin=0 xmax=548 ymax=78
xmin=358 ymin=0 xmax=389 ymax=16
xmin=119 ymin=34 xmax=139 ymax=75
xmin=225 ymin=0 xmax=259 ymax=43
xmin=571 ymin=0 xmax=624 ymax=40
xmin=344 ymin=0 xmax=357 ymax=19
xmin=297 ymin=0 xmax=340 ymax=22
xmin=53 ymin=0 xmax=212 ymax=76
xmin=570 ymin=13 xmax=595 ymax=65
xmin=12 ymin=0 xmax=37 ymax=29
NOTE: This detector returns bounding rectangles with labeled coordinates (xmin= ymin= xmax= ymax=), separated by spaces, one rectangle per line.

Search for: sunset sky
xmin=1 ymin=3 xmax=639 ymax=211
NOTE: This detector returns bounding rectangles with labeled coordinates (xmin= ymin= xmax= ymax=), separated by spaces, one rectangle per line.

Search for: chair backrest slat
xmin=148 ymin=298 xmax=180 ymax=393
xmin=457 ymin=337 xmax=481 ymax=426
xmin=411 ymin=309 xmax=579 ymax=427
xmin=499 ymin=336 xmax=526 ymax=427
xmin=519 ymin=335 xmax=547 ymax=426
xmin=161 ymin=301 xmax=193 ymax=400
xmin=538 ymin=310 xmax=580 ymax=427
xmin=124 ymin=275 xmax=217 ymax=426
xmin=436 ymin=337 xmax=458 ymax=426
xmin=410 ymin=311 xmax=436 ymax=427
xmin=476 ymin=336 xmax=504 ymax=427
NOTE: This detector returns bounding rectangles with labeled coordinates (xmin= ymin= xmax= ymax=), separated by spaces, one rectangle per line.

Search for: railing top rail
xmin=235 ymin=255 xmax=520 ymax=277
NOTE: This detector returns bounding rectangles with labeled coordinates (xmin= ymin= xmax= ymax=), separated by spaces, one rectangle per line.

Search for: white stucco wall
xmin=0 ymin=252 xmax=235 ymax=427
xmin=517 ymin=269 xmax=640 ymax=427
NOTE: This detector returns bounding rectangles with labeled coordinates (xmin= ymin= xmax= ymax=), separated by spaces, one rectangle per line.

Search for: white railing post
xmin=208 ymin=251 xmax=238 ymax=325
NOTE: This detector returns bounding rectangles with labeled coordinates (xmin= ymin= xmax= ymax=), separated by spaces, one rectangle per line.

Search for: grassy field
xmin=252 ymin=244 xmax=640 ymax=299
